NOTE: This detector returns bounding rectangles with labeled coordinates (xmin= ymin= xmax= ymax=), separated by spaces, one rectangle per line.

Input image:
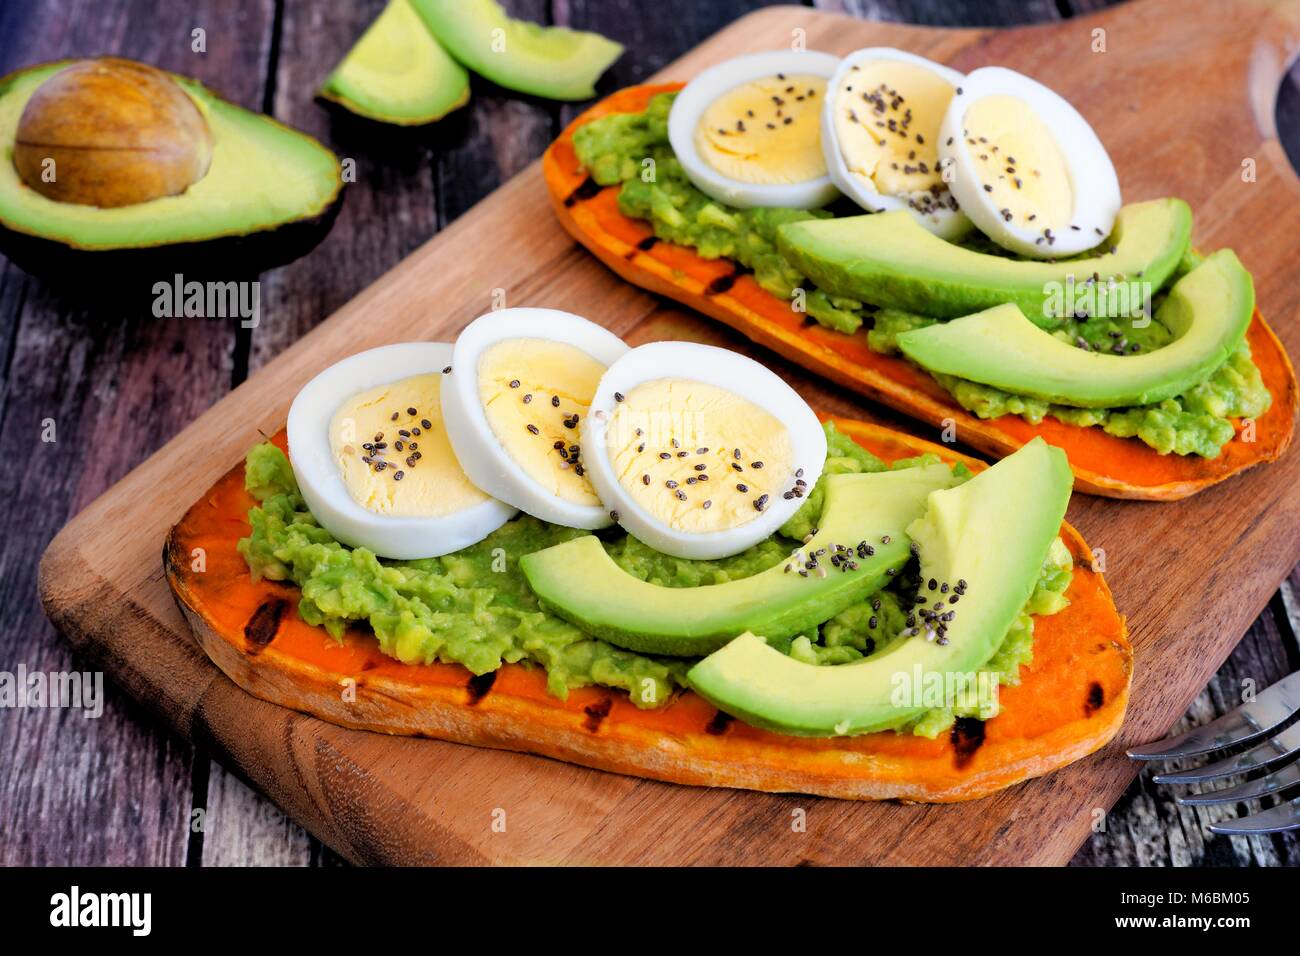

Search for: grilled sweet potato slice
xmin=165 ymin=420 xmax=1131 ymax=803
xmin=542 ymin=83 xmax=1296 ymax=500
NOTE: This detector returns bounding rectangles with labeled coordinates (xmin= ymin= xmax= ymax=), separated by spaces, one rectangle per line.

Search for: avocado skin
xmin=775 ymin=199 xmax=1192 ymax=324
xmin=0 ymin=196 xmax=343 ymax=291
xmin=318 ymin=83 xmax=468 ymax=128
xmin=0 ymin=60 xmax=344 ymax=285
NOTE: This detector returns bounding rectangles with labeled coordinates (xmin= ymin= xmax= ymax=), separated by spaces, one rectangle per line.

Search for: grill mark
xmin=360 ymin=659 xmax=379 ymax=671
xmin=624 ymin=235 xmax=659 ymax=260
xmin=1085 ymin=681 xmax=1105 ymax=716
xmin=705 ymin=710 xmax=735 ymax=736
xmin=704 ymin=272 xmax=737 ymax=296
xmin=466 ymin=671 xmax=497 ymax=705
xmin=950 ymin=717 xmax=986 ymax=770
xmin=243 ymin=598 xmax=286 ymax=653
xmin=563 ymin=176 xmax=602 ymax=207
xmin=583 ymin=697 xmax=613 ymax=732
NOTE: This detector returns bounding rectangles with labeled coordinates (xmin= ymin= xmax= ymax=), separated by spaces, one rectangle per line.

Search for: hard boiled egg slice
xmin=286 ymin=343 xmax=516 ymax=560
xmin=937 ymin=66 xmax=1121 ymax=258
xmin=668 ymin=50 xmax=841 ymax=209
xmin=581 ymin=342 xmax=827 ymax=559
xmin=441 ymin=308 xmax=630 ymax=529
xmin=821 ymin=47 xmax=971 ymax=239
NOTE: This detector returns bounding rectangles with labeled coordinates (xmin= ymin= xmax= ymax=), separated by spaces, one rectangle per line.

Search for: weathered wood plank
xmin=0 ymin=0 xmax=276 ymax=865
xmin=199 ymin=758 xmax=319 ymax=866
xmin=812 ymin=0 xmax=1064 ymax=26
xmin=212 ymin=0 xmax=435 ymax=870
xmin=554 ymin=0 xmax=797 ymax=127
xmin=250 ymin=0 xmax=440 ymax=371
xmin=434 ymin=0 xmax=557 ymax=229
xmin=1280 ymin=566 xmax=1300 ymax=662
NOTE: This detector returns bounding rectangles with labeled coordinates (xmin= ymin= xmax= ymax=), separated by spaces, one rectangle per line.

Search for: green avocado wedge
xmin=895 ymin=250 xmax=1255 ymax=409
xmin=320 ymin=0 xmax=470 ymax=125
xmin=410 ymin=0 xmax=623 ymax=101
xmin=687 ymin=439 xmax=1072 ymax=737
xmin=0 ymin=62 xmax=341 ymax=253
xmin=520 ymin=464 xmax=960 ymax=657
xmin=776 ymin=198 xmax=1192 ymax=324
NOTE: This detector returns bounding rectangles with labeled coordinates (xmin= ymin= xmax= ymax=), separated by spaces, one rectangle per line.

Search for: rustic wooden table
xmin=2 ymin=0 xmax=1296 ymax=867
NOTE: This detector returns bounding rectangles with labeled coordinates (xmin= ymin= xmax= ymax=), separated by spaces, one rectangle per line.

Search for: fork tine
xmin=1127 ymin=709 xmax=1268 ymax=761
xmin=1175 ymin=762 xmax=1300 ymax=806
xmin=1208 ymin=797 xmax=1300 ymax=835
xmin=1127 ymin=671 xmax=1300 ymax=761
xmin=1151 ymin=722 xmax=1300 ymax=784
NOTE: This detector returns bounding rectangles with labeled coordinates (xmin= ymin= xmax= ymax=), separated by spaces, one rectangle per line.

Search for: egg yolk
xmin=832 ymin=59 xmax=957 ymax=214
xmin=605 ymin=379 xmax=796 ymax=534
xmin=477 ymin=337 xmax=605 ymax=506
xmin=961 ymin=94 xmax=1073 ymax=236
xmin=330 ymin=372 xmax=490 ymax=517
xmin=694 ymin=74 xmax=827 ymax=185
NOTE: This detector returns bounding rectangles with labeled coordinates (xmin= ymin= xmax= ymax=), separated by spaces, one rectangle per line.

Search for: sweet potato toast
xmin=165 ymin=419 xmax=1131 ymax=803
xmin=542 ymin=83 xmax=1297 ymax=500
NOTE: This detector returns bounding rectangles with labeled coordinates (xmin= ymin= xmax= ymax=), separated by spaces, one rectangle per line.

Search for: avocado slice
xmin=896 ymin=250 xmax=1254 ymax=409
xmin=0 ymin=61 xmax=341 ymax=266
xmin=320 ymin=0 xmax=469 ymax=125
xmin=687 ymin=439 xmax=1072 ymax=736
xmin=776 ymin=198 xmax=1192 ymax=324
xmin=520 ymin=464 xmax=960 ymax=657
xmin=410 ymin=0 xmax=623 ymax=101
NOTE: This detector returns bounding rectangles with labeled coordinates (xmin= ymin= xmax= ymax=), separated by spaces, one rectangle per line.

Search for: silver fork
xmin=1127 ymin=670 xmax=1300 ymax=835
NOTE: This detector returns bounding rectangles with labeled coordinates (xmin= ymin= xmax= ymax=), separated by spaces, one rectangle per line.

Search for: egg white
xmin=937 ymin=66 xmax=1121 ymax=258
xmin=441 ymin=308 xmax=630 ymax=530
xmin=581 ymin=341 xmax=827 ymax=559
xmin=820 ymin=47 xmax=971 ymax=239
xmin=285 ymin=342 xmax=516 ymax=560
xmin=668 ymin=50 xmax=842 ymax=209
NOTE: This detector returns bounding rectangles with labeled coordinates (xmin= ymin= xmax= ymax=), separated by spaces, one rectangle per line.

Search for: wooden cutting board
xmin=39 ymin=0 xmax=1300 ymax=865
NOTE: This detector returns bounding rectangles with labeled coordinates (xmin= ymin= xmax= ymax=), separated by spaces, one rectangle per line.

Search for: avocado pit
xmin=12 ymin=57 xmax=213 ymax=208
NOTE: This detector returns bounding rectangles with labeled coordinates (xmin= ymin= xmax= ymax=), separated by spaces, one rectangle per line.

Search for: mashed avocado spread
xmin=238 ymin=422 xmax=1072 ymax=737
xmin=571 ymin=93 xmax=1271 ymax=458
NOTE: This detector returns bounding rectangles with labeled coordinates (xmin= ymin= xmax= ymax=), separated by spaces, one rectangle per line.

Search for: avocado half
xmin=0 ymin=59 xmax=344 ymax=281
